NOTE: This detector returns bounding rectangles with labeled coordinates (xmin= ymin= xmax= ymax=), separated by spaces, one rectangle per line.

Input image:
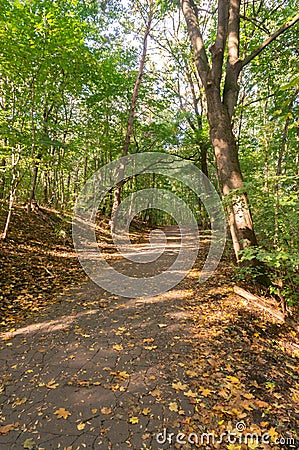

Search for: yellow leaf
xmin=260 ymin=421 xmax=269 ymax=427
xmin=243 ymin=393 xmax=254 ymax=400
xmin=247 ymin=441 xmax=260 ymax=449
xmin=169 ymin=401 xmax=179 ymax=412
xmin=199 ymin=386 xmax=211 ymax=397
xmin=46 ymin=379 xmax=59 ymax=389
xmin=291 ymin=389 xmax=299 ymax=402
xmin=268 ymin=427 xmax=279 ymax=441
xmin=151 ymin=388 xmax=161 ymax=397
xmin=54 ymin=408 xmax=71 ymax=419
xmin=184 ymin=389 xmax=197 ymax=398
xmin=186 ymin=370 xmax=197 ymax=378
xmin=227 ymin=445 xmax=241 ymax=450
xmin=101 ymin=407 xmax=112 ymax=415
xmin=142 ymin=433 xmax=150 ymax=439
xmin=112 ymin=344 xmax=123 ymax=351
xmin=144 ymin=345 xmax=157 ymax=350
xmin=12 ymin=397 xmax=27 ymax=407
xmin=172 ymin=381 xmax=188 ymax=391
xmin=77 ymin=422 xmax=85 ymax=430
xmin=110 ymin=370 xmax=130 ymax=380
xmin=273 ymin=392 xmax=282 ymax=399
xmin=91 ymin=408 xmax=98 ymax=414
xmin=226 ymin=376 xmax=240 ymax=384
xmin=142 ymin=407 xmax=151 ymax=415
xmin=129 ymin=416 xmax=139 ymax=424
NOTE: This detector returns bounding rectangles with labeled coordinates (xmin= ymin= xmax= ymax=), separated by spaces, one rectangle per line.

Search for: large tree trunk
xmin=205 ymin=84 xmax=257 ymax=258
xmin=179 ymin=0 xmax=298 ymax=262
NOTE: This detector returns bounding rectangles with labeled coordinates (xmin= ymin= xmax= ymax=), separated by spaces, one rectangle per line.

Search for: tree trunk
xmin=1 ymin=148 xmax=20 ymax=240
xmin=110 ymin=0 xmax=153 ymax=232
xmin=180 ymin=0 xmax=298 ymax=263
xmin=205 ymin=84 xmax=257 ymax=258
xmin=28 ymin=154 xmax=40 ymax=210
xmin=0 ymin=157 xmax=6 ymax=199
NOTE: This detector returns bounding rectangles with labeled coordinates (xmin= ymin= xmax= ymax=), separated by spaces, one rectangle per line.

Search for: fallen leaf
xmin=142 ymin=407 xmax=151 ymax=415
xmin=226 ymin=376 xmax=240 ymax=384
xmin=169 ymin=401 xmax=179 ymax=412
xmin=184 ymin=389 xmax=197 ymax=398
xmin=46 ymin=379 xmax=59 ymax=389
xmin=54 ymin=408 xmax=71 ymax=419
xmin=268 ymin=427 xmax=279 ymax=441
xmin=12 ymin=397 xmax=27 ymax=407
xmin=23 ymin=438 xmax=36 ymax=449
xmin=101 ymin=407 xmax=112 ymax=415
xmin=0 ymin=422 xmax=19 ymax=435
xmin=199 ymin=386 xmax=211 ymax=397
xmin=150 ymin=388 xmax=161 ymax=397
xmin=129 ymin=416 xmax=139 ymax=424
xmin=243 ymin=393 xmax=254 ymax=400
xmin=112 ymin=344 xmax=123 ymax=351
xmin=172 ymin=381 xmax=188 ymax=391
xmin=186 ymin=370 xmax=197 ymax=378
xmin=77 ymin=422 xmax=85 ymax=430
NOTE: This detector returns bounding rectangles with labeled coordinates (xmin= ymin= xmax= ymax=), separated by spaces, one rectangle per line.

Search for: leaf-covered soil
xmin=0 ymin=203 xmax=88 ymax=328
xmin=0 ymin=205 xmax=298 ymax=449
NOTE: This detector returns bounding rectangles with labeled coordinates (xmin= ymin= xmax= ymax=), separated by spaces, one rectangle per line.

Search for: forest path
xmin=0 ymin=227 xmax=299 ymax=449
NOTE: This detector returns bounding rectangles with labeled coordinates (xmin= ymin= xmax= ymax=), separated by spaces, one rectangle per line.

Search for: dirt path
xmin=0 ymin=228 xmax=298 ymax=449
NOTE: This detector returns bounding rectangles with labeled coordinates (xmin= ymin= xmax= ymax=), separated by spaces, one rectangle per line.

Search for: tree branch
xmin=180 ymin=0 xmax=210 ymax=87
xmin=210 ymin=0 xmax=229 ymax=86
xmin=222 ymin=0 xmax=241 ymax=119
xmin=241 ymin=12 xmax=299 ymax=68
xmin=227 ymin=0 xmax=240 ymax=65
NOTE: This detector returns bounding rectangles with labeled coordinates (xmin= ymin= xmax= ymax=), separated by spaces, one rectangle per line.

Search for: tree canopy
xmin=0 ymin=0 xmax=298 ymax=305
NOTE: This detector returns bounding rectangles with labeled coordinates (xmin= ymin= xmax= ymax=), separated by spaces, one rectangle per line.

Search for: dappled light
xmin=0 ymin=0 xmax=298 ymax=447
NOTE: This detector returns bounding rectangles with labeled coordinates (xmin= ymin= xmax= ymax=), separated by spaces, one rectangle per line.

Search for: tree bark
xmin=1 ymin=148 xmax=21 ymax=240
xmin=110 ymin=0 xmax=153 ymax=232
xmin=180 ymin=0 xmax=298 ymax=262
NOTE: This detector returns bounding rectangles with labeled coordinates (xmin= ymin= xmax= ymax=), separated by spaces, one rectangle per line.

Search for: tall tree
xmin=110 ymin=0 xmax=154 ymax=231
xmin=179 ymin=0 xmax=299 ymax=262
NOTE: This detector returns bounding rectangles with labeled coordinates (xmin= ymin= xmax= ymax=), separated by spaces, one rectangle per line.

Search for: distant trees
xmin=0 ymin=0 xmax=298 ymax=307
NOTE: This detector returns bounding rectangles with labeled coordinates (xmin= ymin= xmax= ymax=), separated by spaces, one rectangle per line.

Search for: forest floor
xmin=0 ymin=204 xmax=299 ymax=450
